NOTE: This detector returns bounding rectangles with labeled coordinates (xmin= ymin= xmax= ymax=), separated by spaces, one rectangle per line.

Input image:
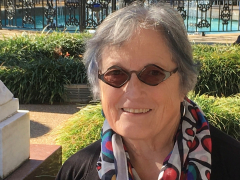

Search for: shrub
xmin=0 ymin=57 xmax=86 ymax=103
xmin=54 ymin=104 xmax=104 ymax=162
xmin=54 ymin=94 xmax=240 ymax=163
xmin=1 ymin=35 xmax=239 ymax=103
xmin=0 ymin=32 xmax=92 ymax=104
xmin=193 ymin=44 xmax=240 ymax=97
xmin=188 ymin=92 xmax=240 ymax=140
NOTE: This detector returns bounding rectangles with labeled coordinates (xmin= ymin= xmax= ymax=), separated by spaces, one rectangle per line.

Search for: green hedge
xmin=0 ymin=34 xmax=239 ymax=104
xmin=193 ymin=44 xmax=240 ymax=96
xmin=0 ymin=32 xmax=91 ymax=104
xmin=188 ymin=92 xmax=240 ymax=140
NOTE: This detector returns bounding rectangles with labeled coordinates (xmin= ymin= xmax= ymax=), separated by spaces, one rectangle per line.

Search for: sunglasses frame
xmin=98 ymin=64 xmax=178 ymax=88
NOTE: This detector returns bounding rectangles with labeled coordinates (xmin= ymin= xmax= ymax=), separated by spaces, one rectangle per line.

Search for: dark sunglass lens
xmin=104 ymin=68 xmax=129 ymax=87
xmin=139 ymin=65 xmax=165 ymax=85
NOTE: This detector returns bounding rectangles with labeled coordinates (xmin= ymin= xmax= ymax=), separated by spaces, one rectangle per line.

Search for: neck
xmin=123 ymin=118 xmax=178 ymax=156
xmin=122 ymin=121 xmax=179 ymax=180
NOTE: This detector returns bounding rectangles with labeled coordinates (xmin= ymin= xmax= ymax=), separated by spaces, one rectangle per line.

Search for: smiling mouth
xmin=122 ymin=108 xmax=151 ymax=114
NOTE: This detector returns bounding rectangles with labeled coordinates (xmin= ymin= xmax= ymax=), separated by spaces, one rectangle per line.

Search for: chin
xmin=114 ymin=122 xmax=149 ymax=140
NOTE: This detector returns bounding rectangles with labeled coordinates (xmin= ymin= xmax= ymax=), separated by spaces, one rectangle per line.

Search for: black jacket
xmin=56 ymin=125 xmax=240 ymax=180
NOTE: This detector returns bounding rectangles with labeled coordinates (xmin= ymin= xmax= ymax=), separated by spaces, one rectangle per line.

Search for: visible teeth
xmin=123 ymin=108 xmax=150 ymax=113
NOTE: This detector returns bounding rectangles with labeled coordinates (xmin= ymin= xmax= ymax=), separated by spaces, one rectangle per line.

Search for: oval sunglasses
xmin=98 ymin=64 xmax=178 ymax=88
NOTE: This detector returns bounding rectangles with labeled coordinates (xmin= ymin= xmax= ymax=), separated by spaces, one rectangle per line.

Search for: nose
xmin=129 ymin=70 xmax=139 ymax=77
xmin=124 ymin=73 xmax=143 ymax=98
xmin=126 ymin=70 xmax=140 ymax=84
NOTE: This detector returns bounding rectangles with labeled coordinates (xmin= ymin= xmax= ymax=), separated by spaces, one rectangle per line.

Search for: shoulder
xmin=210 ymin=124 xmax=240 ymax=151
xmin=55 ymin=140 xmax=101 ymax=180
xmin=210 ymin=124 xmax=240 ymax=180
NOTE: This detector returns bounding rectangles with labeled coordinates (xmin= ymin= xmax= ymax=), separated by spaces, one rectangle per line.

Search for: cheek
xmin=153 ymin=77 xmax=184 ymax=112
xmin=164 ymin=75 xmax=184 ymax=102
xmin=99 ymin=82 xmax=122 ymax=120
xmin=100 ymin=81 xmax=120 ymax=103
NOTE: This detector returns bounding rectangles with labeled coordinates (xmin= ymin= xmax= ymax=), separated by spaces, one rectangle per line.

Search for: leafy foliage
xmin=0 ymin=32 xmax=91 ymax=104
xmin=193 ymin=44 xmax=240 ymax=97
xmin=0 ymin=35 xmax=239 ymax=103
xmin=188 ymin=92 xmax=240 ymax=140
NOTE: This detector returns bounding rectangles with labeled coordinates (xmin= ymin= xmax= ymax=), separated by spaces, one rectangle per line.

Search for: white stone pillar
xmin=0 ymin=80 xmax=30 ymax=179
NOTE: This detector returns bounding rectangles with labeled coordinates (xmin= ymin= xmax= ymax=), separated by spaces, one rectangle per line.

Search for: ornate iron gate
xmin=174 ymin=0 xmax=239 ymax=32
xmin=0 ymin=0 xmax=239 ymax=32
xmin=83 ymin=0 xmax=111 ymax=29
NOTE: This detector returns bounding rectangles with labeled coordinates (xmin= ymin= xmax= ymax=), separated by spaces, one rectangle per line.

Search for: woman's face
xmin=99 ymin=29 xmax=185 ymax=140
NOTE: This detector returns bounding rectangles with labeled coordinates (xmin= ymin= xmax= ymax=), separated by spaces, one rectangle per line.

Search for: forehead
xmin=100 ymin=29 xmax=175 ymax=71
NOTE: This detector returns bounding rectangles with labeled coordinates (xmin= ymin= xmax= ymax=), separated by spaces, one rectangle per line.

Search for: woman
xmin=56 ymin=3 xmax=240 ymax=180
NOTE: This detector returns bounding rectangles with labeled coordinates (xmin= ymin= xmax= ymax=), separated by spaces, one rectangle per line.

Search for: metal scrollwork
xmin=66 ymin=16 xmax=79 ymax=26
xmin=23 ymin=0 xmax=34 ymax=8
xmin=84 ymin=0 xmax=111 ymax=29
xmin=65 ymin=0 xmax=80 ymax=26
xmin=23 ymin=15 xmax=34 ymax=24
xmin=1 ymin=0 xmax=239 ymax=33
xmin=177 ymin=6 xmax=186 ymax=20
xmin=22 ymin=0 xmax=35 ymax=24
xmin=65 ymin=1 xmax=80 ymax=9
xmin=85 ymin=18 xmax=98 ymax=28
xmin=196 ymin=2 xmax=212 ymax=29
xmin=197 ymin=3 xmax=212 ymax=12
xmin=197 ymin=19 xmax=210 ymax=28
xmin=85 ymin=2 xmax=101 ymax=28
xmin=45 ymin=0 xmax=57 ymax=27
xmin=220 ymin=3 xmax=232 ymax=25
xmin=6 ymin=0 xmax=15 ymax=20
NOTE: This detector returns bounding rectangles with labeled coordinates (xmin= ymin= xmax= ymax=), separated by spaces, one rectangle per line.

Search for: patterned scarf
xmin=96 ymin=98 xmax=212 ymax=180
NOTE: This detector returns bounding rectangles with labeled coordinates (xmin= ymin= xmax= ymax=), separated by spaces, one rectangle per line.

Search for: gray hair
xmin=83 ymin=2 xmax=199 ymax=100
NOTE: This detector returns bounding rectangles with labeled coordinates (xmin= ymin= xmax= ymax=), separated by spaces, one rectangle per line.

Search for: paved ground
xmin=1 ymin=28 xmax=240 ymax=145
xmin=19 ymin=104 xmax=85 ymax=145
xmin=188 ymin=32 xmax=240 ymax=44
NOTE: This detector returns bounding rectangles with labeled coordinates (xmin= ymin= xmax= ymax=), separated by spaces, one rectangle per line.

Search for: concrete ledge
xmin=0 ymin=81 xmax=13 ymax=106
xmin=0 ymin=98 xmax=19 ymax=123
xmin=5 ymin=144 xmax=62 ymax=180
xmin=0 ymin=110 xmax=30 ymax=179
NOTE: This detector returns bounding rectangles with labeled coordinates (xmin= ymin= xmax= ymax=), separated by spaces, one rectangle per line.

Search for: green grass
xmin=188 ymin=92 xmax=240 ymax=139
xmin=55 ymin=93 xmax=240 ymax=163
xmin=193 ymin=44 xmax=240 ymax=96
xmin=54 ymin=103 xmax=104 ymax=162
